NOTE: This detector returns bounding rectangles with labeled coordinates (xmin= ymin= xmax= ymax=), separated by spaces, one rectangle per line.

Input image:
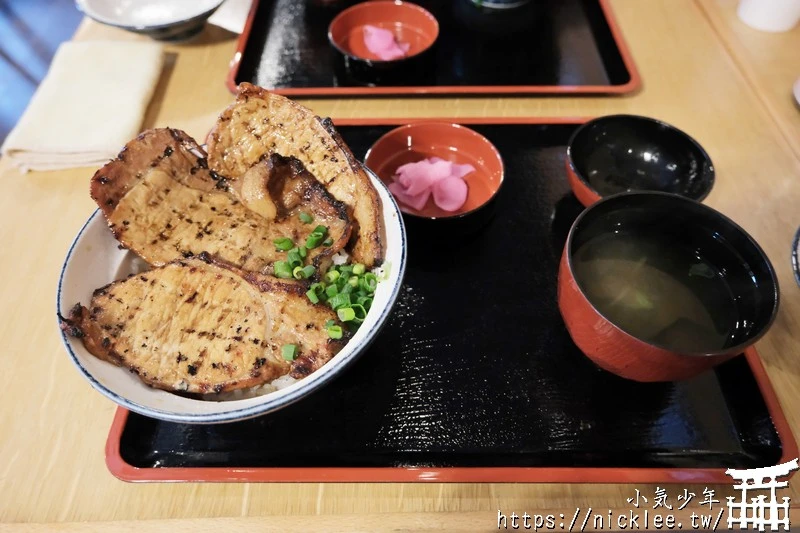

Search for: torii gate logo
xmin=726 ymin=458 xmax=798 ymax=530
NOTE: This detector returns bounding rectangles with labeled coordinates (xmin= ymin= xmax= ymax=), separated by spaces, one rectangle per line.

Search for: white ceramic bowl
xmin=57 ymin=168 xmax=406 ymax=424
xmin=76 ymin=0 xmax=224 ymax=41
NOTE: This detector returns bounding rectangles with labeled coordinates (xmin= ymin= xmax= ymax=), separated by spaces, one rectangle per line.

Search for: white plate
xmin=57 ymin=168 xmax=406 ymax=424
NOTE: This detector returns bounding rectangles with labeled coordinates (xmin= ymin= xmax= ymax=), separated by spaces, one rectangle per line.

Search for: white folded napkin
xmin=1 ymin=40 xmax=164 ymax=172
xmin=209 ymin=0 xmax=254 ymax=34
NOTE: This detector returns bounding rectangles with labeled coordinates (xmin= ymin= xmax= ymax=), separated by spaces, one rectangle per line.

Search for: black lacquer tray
xmin=107 ymin=119 xmax=795 ymax=483
xmin=227 ymin=0 xmax=641 ymax=95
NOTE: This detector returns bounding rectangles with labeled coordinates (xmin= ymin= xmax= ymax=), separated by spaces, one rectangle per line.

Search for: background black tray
xmin=114 ymin=121 xmax=789 ymax=481
xmin=229 ymin=0 xmax=640 ymax=95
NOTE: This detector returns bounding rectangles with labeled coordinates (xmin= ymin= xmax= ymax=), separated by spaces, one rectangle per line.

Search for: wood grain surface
xmin=1 ymin=0 xmax=799 ymax=529
xmin=699 ymin=0 xmax=800 ymax=160
xmin=5 ymin=508 xmax=800 ymax=533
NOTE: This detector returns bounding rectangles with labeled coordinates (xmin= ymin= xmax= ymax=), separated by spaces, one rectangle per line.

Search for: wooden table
xmin=2 ymin=0 xmax=799 ymax=530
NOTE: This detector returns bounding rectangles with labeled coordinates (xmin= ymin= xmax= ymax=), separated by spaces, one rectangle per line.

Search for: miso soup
xmin=572 ymin=229 xmax=739 ymax=352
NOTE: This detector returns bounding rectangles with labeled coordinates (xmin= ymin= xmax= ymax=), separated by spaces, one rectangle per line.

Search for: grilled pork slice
xmin=91 ymin=128 xmax=351 ymax=273
xmin=60 ymin=254 xmax=346 ymax=394
xmin=206 ymin=83 xmax=385 ymax=267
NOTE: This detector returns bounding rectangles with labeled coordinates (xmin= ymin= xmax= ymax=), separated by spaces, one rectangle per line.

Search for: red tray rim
xmin=105 ymin=346 xmax=797 ymax=483
xmin=105 ymin=117 xmax=797 ymax=483
xmin=225 ymin=0 xmax=642 ymax=96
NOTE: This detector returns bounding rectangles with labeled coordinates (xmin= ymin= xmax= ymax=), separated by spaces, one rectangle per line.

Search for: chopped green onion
xmin=273 ymin=237 xmax=294 ymax=251
xmin=299 ymin=212 xmax=313 ymax=224
xmin=301 ymin=265 xmax=316 ymax=279
xmin=287 ymin=248 xmax=302 ymax=267
xmin=328 ymin=292 xmax=351 ymax=310
xmin=310 ymin=283 xmax=327 ymax=302
xmin=306 ymin=288 xmax=320 ymax=304
xmin=323 ymin=237 xmax=334 ymax=247
xmin=337 ymin=307 xmax=356 ymax=322
xmin=361 ymin=273 xmax=378 ymax=292
xmin=306 ymin=233 xmax=324 ymax=249
xmin=325 ymin=319 xmax=336 ymax=328
xmin=273 ymin=261 xmax=293 ymax=279
xmin=310 ymin=282 xmax=326 ymax=296
xmin=315 ymin=260 xmax=380 ymax=333
xmin=327 ymin=325 xmax=343 ymax=340
xmin=351 ymin=304 xmax=367 ymax=321
xmin=293 ymin=266 xmax=304 ymax=279
xmin=313 ymin=225 xmax=328 ymax=236
xmin=281 ymin=344 xmax=297 ymax=361
xmin=298 ymin=245 xmax=308 ymax=259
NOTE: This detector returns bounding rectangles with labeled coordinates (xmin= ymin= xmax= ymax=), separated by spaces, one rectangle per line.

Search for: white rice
xmin=372 ymin=264 xmax=387 ymax=280
xmin=332 ymin=250 xmax=349 ymax=265
xmin=204 ymin=374 xmax=298 ymax=402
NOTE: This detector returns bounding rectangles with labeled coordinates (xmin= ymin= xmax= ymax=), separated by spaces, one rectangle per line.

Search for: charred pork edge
xmin=209 ymin=83 xmax=385 ymax=266
xmin=318 ymin=116 xmax=386 ymax=267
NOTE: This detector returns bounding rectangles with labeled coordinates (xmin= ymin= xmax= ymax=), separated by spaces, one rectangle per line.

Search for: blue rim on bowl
xmin=793 ymin=225 xmax=800 ymax=287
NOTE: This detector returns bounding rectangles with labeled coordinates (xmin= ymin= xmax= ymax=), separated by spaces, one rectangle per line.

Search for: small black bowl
xmin=453 ymin=0 xmax=543 ymax=37
xmin=328 ymin=1 xmax=439 ymax=87
xmin=565 ymin=115 xmax=715 ymax=207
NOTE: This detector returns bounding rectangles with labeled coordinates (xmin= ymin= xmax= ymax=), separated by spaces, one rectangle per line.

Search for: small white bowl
xmin=57 ymin=168 xmax=406 ymax=424
xmin=76 ymin=0 xmax=224 ymax=41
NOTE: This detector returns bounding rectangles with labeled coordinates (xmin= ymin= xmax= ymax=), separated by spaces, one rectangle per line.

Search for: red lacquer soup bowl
xmin=558 ymin=192 xmax=778 ymax=382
